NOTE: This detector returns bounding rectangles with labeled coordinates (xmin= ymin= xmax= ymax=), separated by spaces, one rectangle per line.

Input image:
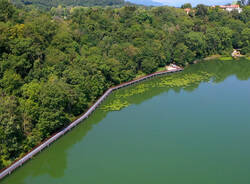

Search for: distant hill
xmin=126 ymin=0 xmax=162 ymax=6
xmin=126 ymin=0 xmax=235 ymax=7
xmin=11 ymin=0 xmax=126 ymax=9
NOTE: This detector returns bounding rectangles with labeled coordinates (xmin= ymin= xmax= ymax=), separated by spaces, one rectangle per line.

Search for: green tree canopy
xmin=181 ymin=3 xmax=192 ymax=9
xmin=0 ymin=0 xmax=15 ymax=22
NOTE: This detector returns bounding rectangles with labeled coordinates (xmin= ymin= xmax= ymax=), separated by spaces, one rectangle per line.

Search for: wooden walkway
xmin=0 ymin=67 xmax=183 ymax=180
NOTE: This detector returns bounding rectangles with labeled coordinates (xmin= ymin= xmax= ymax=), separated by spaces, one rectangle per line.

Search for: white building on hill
xmin=219 ymin=4 xmax=243 ymax=13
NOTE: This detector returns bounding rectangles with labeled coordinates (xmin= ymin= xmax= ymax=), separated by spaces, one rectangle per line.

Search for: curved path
xmin=0 ymin=67 xmax=183 ymax=180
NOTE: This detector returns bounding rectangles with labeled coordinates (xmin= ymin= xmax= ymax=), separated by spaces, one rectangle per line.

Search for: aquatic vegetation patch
xmin=102 ymin=71 xmax=213 ymax=112
xmin=158 ymin=72 xmax=213 ymax=88
xmin=115 ymin=84 xmax=149 ymax=98
xmin=101 ymin=99 xmax=130 ymax=112
xmin=219 ymin=57 xmax=233 ymax=61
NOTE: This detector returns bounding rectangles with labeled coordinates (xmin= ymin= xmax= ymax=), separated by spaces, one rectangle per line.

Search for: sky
xmin=128 ymin=0 xmax=235 ymax=7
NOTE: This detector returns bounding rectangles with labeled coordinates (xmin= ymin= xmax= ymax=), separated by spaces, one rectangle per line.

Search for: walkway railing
xmin=0 ymin=67 xmax=183 ymax=180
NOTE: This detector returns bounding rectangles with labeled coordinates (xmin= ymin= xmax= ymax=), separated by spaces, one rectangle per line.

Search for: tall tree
xmin=0 ymin=94 xmax=23 ymax=161
xmin=195 ymin=4 xmax=208 ymax=17
xmin=181 ymin=3 xmax=192 ymax=9
xmin=0 ymin=0 xmax=15 ymax=22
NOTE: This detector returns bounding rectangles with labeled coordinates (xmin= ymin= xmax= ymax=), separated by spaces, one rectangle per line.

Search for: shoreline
xmin=0 ymin=67 xmax=183 ymax=180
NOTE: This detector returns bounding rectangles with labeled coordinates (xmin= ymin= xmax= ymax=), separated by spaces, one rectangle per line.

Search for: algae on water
xmin=101 ymin=99 xmax=130 ymax=111
xmin=101 ymin=71 xmax=214 ymax=112
xmin=158 ymin=71 xmax=213 ymax=88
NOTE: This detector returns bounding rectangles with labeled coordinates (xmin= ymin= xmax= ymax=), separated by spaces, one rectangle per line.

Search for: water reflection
xmin=2 ymin=59 xmax=250 ymax=183
xmin=120 ymin=59 xmax=250 ymax=106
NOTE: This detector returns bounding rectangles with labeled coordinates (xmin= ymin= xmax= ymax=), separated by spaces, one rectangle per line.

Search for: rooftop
xmin=219 ymin=4 xmax=240 ymax=8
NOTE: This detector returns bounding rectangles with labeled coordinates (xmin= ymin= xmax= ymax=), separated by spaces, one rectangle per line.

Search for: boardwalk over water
xmin=0 ymin=67 xmax=183 ymax=180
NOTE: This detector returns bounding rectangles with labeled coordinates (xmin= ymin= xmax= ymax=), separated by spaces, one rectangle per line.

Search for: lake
xmin=2 ymin=59 xmax=250 ymax=184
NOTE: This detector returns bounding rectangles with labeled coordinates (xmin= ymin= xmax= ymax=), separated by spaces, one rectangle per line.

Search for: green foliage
xmin=141 ymin=59 xmax=157 ymax=74
xmin=195 ymin=4 xmax=208 ymax=17
xmin=181 ymin=3 xmax=192 ymax=9
xmin=240 ymin=6 xmax=250 ymax=22
xmin=241 ymin=28 xmax=250 ymax=54
xmin=0 ymin=0 xmax=16 ymax=22
xmin=0 ymin=1 xmax=249 ymax=169
xmin=0 ymin=159 xmax=3 ymax=168
xmin=185 ymin=32 xmax=206 ymax=58
xmin=0 ymin=94 xmax=23 ymax=161
xmin=0 ymin=70 xmax=23 ymax=94
xmin=173 ymin=43 xmax=195 ymax=65
xmin=12 ymin=0 xmax=126 ymax=10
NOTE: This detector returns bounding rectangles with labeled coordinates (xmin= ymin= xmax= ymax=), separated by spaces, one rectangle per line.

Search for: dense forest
xmin=12 ymin=0 xmax=126 ymax=9
xmin=0 ymin=0 xmax=249 ymax=169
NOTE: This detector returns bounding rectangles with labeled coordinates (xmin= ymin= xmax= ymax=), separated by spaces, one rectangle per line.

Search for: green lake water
xmin=2 ymin=59 xmax=250 ymax=184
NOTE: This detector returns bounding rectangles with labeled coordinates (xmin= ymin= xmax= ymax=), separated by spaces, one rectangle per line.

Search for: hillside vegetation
xmin=12 ymin=0 xmax=126 ymax=9
xmin=0 ymin=0 xmax=249 ymax=169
